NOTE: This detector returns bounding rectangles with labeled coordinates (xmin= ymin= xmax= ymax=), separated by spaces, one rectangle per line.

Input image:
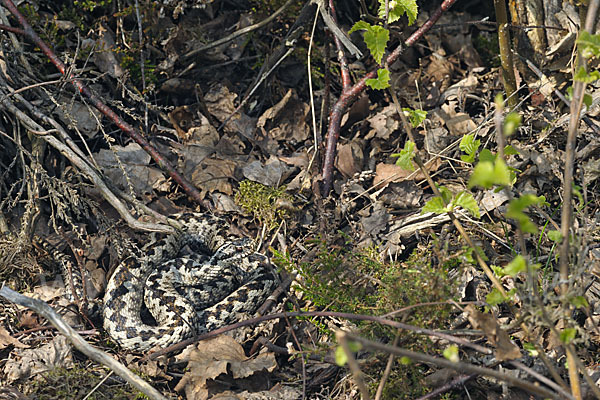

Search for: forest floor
xmin=0 ymin=0 xmax=599 ymax=399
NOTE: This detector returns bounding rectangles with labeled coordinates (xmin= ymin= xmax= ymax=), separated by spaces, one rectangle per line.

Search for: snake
xmin=51 ymin=212 xmax=277 ymax=352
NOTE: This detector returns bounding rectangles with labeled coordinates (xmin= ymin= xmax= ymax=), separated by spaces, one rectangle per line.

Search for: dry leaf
xmin=465 ymin=305 xmax=521 ymax=361
xmin=174 ymin=336 xmax=277 ymax=400
xmin=3 ymin=336 xmax=73 ymax=384
xmin=0 ymin=326 xmax=26 ymax=349
xmin=335 ymin=141 xmax=365 ymax=178
xmin=373 ymin=158 xmax=441 ymax=187
xmin=191 ymin=158 xmax=236 ymax=197
xmin=257 ymin=89 xmax=310 ymax=144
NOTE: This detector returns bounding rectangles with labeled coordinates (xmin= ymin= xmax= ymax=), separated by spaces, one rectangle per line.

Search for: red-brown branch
xmin=321 ymin=0 xmax=458 ymax=195
xmin=0 ymin=0 xmax=205 ymax=206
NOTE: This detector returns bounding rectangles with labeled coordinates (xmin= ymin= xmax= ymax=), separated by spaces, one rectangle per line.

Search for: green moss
xmin=235 ymin=180 xmax=293 ymax=230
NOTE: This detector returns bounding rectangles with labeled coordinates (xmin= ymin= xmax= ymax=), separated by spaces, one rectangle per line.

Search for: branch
xmin=0 ymin=0 xmax=204 ymax=205
xmin=321 ymin=0 xmax=458 ymax=195
xmin=0 ymin=285 xmax=168 ymax=400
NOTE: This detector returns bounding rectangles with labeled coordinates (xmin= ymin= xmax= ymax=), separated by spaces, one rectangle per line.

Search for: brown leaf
xmin=335 ymin=141 xmax=365 ymax=178
xmin=190 ymin=158 xmax=236 ymax=197
xmin=373 ymin=158 xmax=441 ymax=188
xmin=257 ymin=89 xmax=310 ymax=144
xmin=0 ymin=326 xmax=26 ymax=349
xmin=174 ymin=336 xmax=276 ymax=400
xmin=465 ymin=305 xmax=521 ymax=361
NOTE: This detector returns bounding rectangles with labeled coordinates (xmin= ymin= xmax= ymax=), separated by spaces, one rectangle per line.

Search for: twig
xmin=559 ymin=2 xmax=600 ymax=399
xmin=0 ymin=285 xmax=168 ymax=400
xmin=337 ymin=330 xmax=370 ymax=399
xmin=493 ymin=0 xmax=517 ymax=109
xmin=184 ymin=0 xmax=297 ymax=58
xmin=144 ymin=310 xmax=492 ymax=360
xmin=0 ymin=0 xmax=205 ymax=205
xmin=345 ymin=332 xmax=569 ymax=400
xmin=321 ymin=0 xmax=458 ymax=195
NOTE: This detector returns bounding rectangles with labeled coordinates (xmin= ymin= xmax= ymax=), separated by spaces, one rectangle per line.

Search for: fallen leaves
xmin=174 ymin=336 xmax=277 ymax=400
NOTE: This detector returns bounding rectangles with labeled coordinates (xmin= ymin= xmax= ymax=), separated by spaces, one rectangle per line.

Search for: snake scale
xmin=52 ymin=213 xmax=277 ymax=352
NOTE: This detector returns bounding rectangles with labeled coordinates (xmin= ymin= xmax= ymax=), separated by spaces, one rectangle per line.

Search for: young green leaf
xmin=335 ymin=346 xmax=347 ymax=366
xmin=479 ymin=148 xmax=495 ymax=163
xmin=366 ymin=68 xmax=391 ymax=89
xmin=453 ymin=191 xmax=480 ymax=218
xmin=350 ymin=22 xmax=389 ymax=64
xmin=547 ymin=230 xmax=563 ymax=243
xmin=422 ymin=196 xmax=447 ymax=214
xmin=503 ymin=145 xmax=519 ymax=156
xmin=460 ymin=133 xmax=480 ymax=163
xmin=570 ymin=296 xmax=589 ymax=309
xmin=503 ymin=112 xmax=521 ymax=136
xmin=577 ymin=31 xmax=600 ymax=58
xmin=486 ymin=288 xmax=506 ymax=306
xmin=574 ymin=66 xmax=600 ymax=83
xmin=468 ymin=159 xmax=511 ymax=189
xmin=506 ymin=194 xmax=546 ymax=233
xmin=379 ymin=0 xmax=418 ymax=25
xmin=502 ymin=255 xmax=526 ymax=276
xmin=559 ymin=328 xmax=576 ymax=344
xmin=402 ymin=107 xmax=427 ymax=127
xmin=392 ymin=140 xmax=416 ymax=171
xmin=443 ymin=345 xmax=459 ymax=362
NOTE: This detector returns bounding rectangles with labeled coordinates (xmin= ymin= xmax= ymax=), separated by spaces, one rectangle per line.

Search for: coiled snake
xmin=56 ymin=213 xmax=276 ymax=351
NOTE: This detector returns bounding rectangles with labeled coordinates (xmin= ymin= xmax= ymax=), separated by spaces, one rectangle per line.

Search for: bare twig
xmin=184 ymin=0 xmax=297 ymax=58
xmin=559 ymin=2 xmax=600 ymax=398
xmin=0 ymin=285 xmax=168 ymax=400
xmin=345 ymin=332 xmax=569 ymax=400
xmin=337 ymin=330 xmax=370 ymax=399
xmin=493 ymin=0 xmax=518 ymax=109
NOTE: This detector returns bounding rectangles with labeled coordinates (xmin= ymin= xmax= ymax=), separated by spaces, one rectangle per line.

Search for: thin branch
xmin=345 ymin=332 xmax=569 ymax=400
xmin=0 ymin=285 xmax=168 ymax=400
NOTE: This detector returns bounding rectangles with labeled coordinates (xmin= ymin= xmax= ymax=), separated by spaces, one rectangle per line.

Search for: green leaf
xmin=366 ymin=68 xmax=391 ymax=89
xmin=523 ymin=342 xmax=539 ymax=356
xmin=422 ymin=196 xmax=446 ymax=214
xmin=584 ymin=93 xmax=593 ymax=107
xmin=335 ymin=346 xmax=347 ymax=366
xmin=570 ymin=296 xmax=589 ymax=309
xmin=486 ymin=288 xmax=506 ymax=306
xmin=503 ymin=112 xmax=521 ymax=136
xmin=402 ymin=107 xmax=427 ymax=127
xmin=348 ymin=20 xmax=372 ymax=34
xmin=502 ymin=255 xmax=526 ymax=276
xmin=503 ymin=145 xmax=519 ymax=156
xmin=453 ymin=191 xmax=480 ymax=218
xmin=574 ymin=66 xmax=600 ymax=83
xmin=547 ymin=230 xmax=563 ymax=243
xmin=559 ymin=328 xmax=576 ymax=344
xmin=443 ymin=345 xmax=459 ymax=363
xmin=392 ymin=140 xmax=415 ymax=171
xmin=399 ymin=356 xmax=411 ymax=365
xmin=468 ymin=159 xmax=511 ymax=189
xmin=379 ymin=0 xmax=418 ymax=25
xmin=506 ymin=194 xmax=546 ymax=234
xmin=438 ymin=186 xmax=453 ymax=205
xmin=577 ymin=30 xmax=600 ymax=58
xmin=460 ymin=133 xmax=480 ymax=163
xmin=479 ymin=148 xmax=495 ymax=163
xmin=349 ymin=22 xmax=389 ymax=64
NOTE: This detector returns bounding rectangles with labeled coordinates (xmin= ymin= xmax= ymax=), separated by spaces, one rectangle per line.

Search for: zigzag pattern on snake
xmin=49 ymin=213 xmax=277 ymax=352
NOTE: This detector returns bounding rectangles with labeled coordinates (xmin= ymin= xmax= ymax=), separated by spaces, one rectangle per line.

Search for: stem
xmin=321 ymin=0 xmax=457 ymax=195
xmin=493 ymin=0 xmax=518 ymax=109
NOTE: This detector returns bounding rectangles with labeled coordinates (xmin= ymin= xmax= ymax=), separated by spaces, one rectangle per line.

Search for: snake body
xmin=56 ymin=213 xmax=276 ymax=351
